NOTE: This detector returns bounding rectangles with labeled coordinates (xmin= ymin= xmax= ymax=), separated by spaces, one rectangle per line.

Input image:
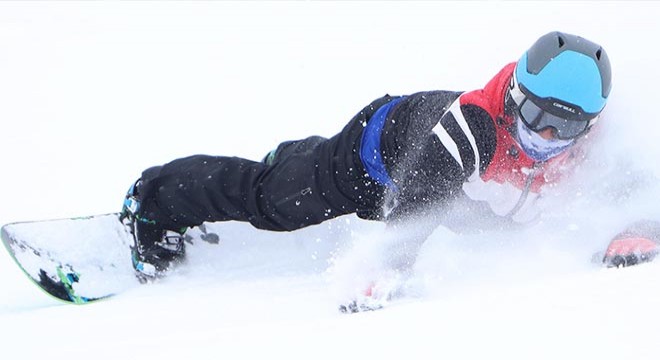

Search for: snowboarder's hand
xmin=602 ymin=220 xmax=660 ymax=268
xmin=337 ymin=271 xmax=412 ymax=314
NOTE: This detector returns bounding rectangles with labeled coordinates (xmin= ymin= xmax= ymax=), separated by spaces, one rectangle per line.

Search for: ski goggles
xmin=505 ymin=74 xmax=599 ymax=140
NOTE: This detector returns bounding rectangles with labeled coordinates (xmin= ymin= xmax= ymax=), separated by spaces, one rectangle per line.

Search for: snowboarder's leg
xmin=122 ymin=95 xmax=395 ymax=277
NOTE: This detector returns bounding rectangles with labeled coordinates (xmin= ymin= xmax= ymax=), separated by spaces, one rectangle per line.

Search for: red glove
xmin=603 ymin=220 xmax=660 ymax=268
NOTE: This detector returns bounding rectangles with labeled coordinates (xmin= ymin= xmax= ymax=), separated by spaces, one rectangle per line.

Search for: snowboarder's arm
xmin=380 ymin=91 xmax=497 ymax=222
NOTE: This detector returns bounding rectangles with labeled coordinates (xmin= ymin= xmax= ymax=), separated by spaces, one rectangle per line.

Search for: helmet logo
xmin=552 ymin=101 xmax=576 ymax=114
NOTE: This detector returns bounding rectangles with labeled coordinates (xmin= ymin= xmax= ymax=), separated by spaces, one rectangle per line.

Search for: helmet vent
xmin=596 ymin=48 xmax=602 ymax=60
xmin=557 ymin=36 xmax=565 ymax=48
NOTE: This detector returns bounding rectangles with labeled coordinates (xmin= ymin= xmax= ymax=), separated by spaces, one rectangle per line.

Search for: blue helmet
xmin=509 ymin=31 xmax=612 ymax=140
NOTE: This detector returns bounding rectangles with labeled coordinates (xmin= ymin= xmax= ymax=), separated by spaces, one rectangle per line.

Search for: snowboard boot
xmin=120 ymin=180 xmax=187 ymax=281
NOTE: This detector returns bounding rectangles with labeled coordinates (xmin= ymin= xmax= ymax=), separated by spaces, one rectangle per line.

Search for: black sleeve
xmin=380 ymin=91 xmax=497 ymax=221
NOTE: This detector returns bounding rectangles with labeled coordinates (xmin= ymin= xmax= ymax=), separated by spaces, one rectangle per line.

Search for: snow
xmin=1 ymin=1 xmax=660 ymax=359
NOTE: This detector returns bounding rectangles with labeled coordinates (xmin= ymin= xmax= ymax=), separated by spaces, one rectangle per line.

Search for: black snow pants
xmin=135 ymin=96 xmax=395 ymax=232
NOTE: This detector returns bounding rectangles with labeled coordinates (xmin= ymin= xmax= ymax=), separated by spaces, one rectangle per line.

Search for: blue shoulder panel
xmin=360 ymin=97 xmax=404 ymax=191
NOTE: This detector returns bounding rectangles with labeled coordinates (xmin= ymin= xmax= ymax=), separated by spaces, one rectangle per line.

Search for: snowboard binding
xmin=121 ymin=180 xmax=187 ymax=282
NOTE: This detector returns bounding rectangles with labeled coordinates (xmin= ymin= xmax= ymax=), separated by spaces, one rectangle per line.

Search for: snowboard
xmin=1 ymin=213 xmax=219 ymax=304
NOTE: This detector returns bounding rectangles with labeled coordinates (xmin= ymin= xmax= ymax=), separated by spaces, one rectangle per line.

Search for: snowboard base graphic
xmin=1 ymin=213 xmax=220 ymax=304
xmin=1 ymin=213 xmax=140 ymax=303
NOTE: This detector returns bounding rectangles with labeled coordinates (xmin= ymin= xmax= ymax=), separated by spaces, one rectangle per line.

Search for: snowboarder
xmin=121 ymin=31 xmax=612 ymax=281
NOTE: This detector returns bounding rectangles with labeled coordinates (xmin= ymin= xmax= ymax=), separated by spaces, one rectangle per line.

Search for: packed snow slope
xmin=2 ymin=2 xmax=660 ymax=359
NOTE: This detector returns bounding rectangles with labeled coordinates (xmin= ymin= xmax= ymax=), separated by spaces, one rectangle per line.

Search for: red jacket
xmin=379 ymin=63 xmax=582 ymax=223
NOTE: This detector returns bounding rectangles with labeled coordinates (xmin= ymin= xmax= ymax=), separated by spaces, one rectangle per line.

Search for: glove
xmin=337 ymin=271 xmax=410 ymax=314
xmin=602 ymin=220 xmax=660 ymax=268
